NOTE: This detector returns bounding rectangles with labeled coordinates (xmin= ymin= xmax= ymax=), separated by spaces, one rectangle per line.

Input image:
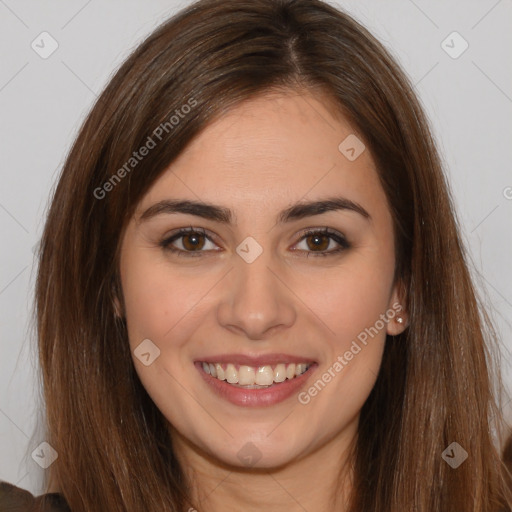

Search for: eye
xmin=160 ymin=227 xmax=219 ymax=257
xmin=159 ymin=226 xmax=350 ymax=258
xmin=292 ymin=227 xmax=350 ymax=257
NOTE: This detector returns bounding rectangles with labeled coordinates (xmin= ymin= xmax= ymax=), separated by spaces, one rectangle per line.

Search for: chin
xmin=200 ymin=429 xmax=306 ymax=470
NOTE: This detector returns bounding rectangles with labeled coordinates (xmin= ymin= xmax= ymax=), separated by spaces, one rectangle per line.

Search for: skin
xmin=118 ymin=89 xmax=407 ymax=512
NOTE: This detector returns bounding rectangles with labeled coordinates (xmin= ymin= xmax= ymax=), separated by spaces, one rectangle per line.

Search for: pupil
xmin=184 ymin=233 xmax=204 ymax=250
xmin=309 ymin=234 xmax=328 ymax=251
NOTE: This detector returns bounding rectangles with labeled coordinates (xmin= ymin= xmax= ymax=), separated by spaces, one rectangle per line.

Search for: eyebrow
xmin=138 ymin=196 xmax=371 ymax=224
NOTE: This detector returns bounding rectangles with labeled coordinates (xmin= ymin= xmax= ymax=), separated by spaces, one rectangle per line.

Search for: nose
xmin=216 ymin=248 xmax=297 ymax=341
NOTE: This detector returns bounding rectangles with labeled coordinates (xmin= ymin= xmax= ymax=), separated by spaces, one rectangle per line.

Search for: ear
xmin=386 ymin=281 xmax=408 ymax=336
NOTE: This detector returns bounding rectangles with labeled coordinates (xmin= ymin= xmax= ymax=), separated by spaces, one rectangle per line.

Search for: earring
xmin=396 ymin=316 xmax=404 ymax=324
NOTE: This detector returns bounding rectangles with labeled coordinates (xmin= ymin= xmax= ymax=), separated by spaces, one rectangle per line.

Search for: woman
xmin=1 ymin=0 xmax=511 ymax=510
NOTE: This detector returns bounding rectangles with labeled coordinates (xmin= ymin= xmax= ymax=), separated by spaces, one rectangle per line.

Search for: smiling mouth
xmin=199 ymin=361 xmax=313 ymax=388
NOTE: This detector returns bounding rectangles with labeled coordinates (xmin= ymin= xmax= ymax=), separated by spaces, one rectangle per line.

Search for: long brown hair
xmin=35 ymin=0 xmax=512 ymax=510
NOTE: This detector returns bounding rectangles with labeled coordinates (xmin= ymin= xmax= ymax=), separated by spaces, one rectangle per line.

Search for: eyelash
xmin=159 ymin=226 xmax=351 ymax=258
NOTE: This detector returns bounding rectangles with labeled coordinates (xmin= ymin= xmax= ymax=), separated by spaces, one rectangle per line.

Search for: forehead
xmin=136 ymin=90 xmax=387 ymax=221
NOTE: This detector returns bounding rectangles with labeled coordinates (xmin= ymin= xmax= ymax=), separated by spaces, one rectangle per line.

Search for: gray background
xmin=1 ymin=0 xmax=511 ymax=494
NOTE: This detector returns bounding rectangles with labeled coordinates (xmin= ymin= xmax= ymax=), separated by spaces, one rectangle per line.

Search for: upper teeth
xmin=201 ymin=362 xmax=311 ymax=386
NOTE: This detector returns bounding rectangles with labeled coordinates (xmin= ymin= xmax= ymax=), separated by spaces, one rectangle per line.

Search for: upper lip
xmin=195 ymin=353 xmax=316 ymax=367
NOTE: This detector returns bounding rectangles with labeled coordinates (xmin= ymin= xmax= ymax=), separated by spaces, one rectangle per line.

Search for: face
xmin=118 ymin=89 xmax=406 ymax=471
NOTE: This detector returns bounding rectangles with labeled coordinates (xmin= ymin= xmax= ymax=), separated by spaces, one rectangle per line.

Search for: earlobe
xmin=386 ymin=282 xmax=408 ymax=335
xmin=386 ymin=309 xmax=408 ymax=336
xmin=386 ymin=310 xmax=408 ymax=336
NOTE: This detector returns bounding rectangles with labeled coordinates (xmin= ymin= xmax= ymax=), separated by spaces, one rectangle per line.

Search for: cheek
xmin=309 ymin=255 xmax=395 ymax=344
xmin=119 ymin=253 xmax=207 ymax=418
xmin=298 ymin=243 xmax=395 ymax=414
xmin=120 ymin=250 xmax=205 ymax=349
xmin=295 ymin=264 xmax=392 ymax=437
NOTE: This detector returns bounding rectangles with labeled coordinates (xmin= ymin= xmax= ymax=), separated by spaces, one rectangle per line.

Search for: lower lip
xmin=194 ymin=362 xmax=318 ymax=407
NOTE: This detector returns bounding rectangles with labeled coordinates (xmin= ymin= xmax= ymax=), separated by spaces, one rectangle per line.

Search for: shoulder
xmin=0 ymin=481 xmax=70 ymax=511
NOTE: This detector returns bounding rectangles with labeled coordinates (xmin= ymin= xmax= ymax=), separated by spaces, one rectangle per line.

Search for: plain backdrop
xmin=0 ymin=0 xmax=511 ymax=495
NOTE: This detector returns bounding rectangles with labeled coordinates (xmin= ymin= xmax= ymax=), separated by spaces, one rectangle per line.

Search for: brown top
xmin=0 ymin=481 xmax=70 ymax=511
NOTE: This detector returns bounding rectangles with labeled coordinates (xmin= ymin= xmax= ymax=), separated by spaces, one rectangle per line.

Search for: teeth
xmin=201 ymin=361 xmax=311 ymax=386
xmin=274 ymin=363 xmax=286 ymax=382
xmin=295 ymin=363 xmax=307 ymax=376
xmin=215 ymin=363 xmax=225 ymax=380
xmin=225 ymin=363 xmax=238 ymax=384
xmin=238 ymin=365 xmax=255 ymax=385
xmin=255 ymin=365 xmax=274 ymax=386
xmin=274 ymin=363 xmax=287 ymax=383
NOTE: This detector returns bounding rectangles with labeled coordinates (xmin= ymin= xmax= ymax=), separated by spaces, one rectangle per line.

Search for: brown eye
xmin=293 ymin=228 xmax=350 ymax=257
xmin=304 ymin=233 xmax=330 ymax=252
xmin=160 ymin=227 xmax=218 ymax=256
xmin=181 ymin=232 xmax=206 ymax=251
